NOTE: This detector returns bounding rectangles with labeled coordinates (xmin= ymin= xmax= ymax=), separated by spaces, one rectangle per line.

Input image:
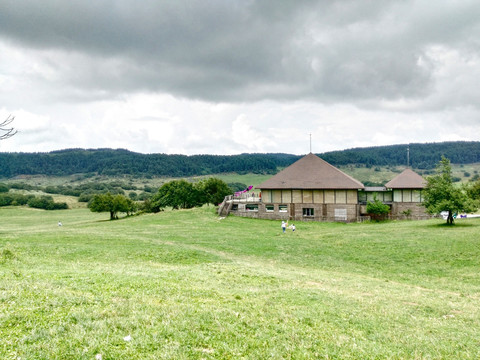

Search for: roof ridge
xmin=257 ymin=153 xmax=364 ymax=190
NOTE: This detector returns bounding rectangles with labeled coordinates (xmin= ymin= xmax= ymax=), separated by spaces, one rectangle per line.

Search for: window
xmin=303 ymin=208 xmax=314 ymax=217
xmin=282 ymin=190 xmax=292 ymax=203
xmin=265 ymin=205 xmax=274 ymax=212
xmin=358 ymin=191 xmax=367 ymax=203
xmin=232 ymin=204 xmax=238 ymax=211
xmin=246 ymin=204 xmax=258 ymax=212
xmin=263 ymin=190 xmax=273 ymax=203
xmin=335 ymin=208 xmax=347 ymax=221
xmin=303 ymin=190 xmax=313 ymax=203
xmin=335 ymin=190 xmax=347 ymax=204
xmin=393 ymin=190 xmax=402 ymax=202
xmin=402 ymin=189 xmax=412 ymax=202
xmin=412 ymin=190 xmax=421 ymax=202
xmin=279 ymin=205 xmax=288 ymax=212
xmin=384 ymin=191 xmax=393 ymax=202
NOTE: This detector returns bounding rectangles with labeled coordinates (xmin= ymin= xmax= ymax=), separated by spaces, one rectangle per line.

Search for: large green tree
xmin=466 ymin=178 xmax=480 ymax=205
xmin=88 ymin=193 xmax=136 ymax=220
xmin=196 ymin=177 xmax=232 ymax=206
xmin=151 ymin=180 xmax=202 ymax=211
xmin=422 ymin=157 xmax=477 ymax=224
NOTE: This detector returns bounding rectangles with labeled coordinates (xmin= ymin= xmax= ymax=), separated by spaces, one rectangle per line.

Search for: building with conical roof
xmin=385 ymin=168 xmax=426 ymax=189
xmin=384 ymin=168 xmax=426 ymax=218
xmin=218 ymin=155 xmax=430 ymax=222
xmin=221 ymin=153 xmax=364 ymax=222
xmin=256 ymin=153 xmax=364 ymax=190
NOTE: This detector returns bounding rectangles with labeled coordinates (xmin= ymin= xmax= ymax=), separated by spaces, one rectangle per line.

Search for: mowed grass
xmin=1 ymin=207 xmax=480 ymax=359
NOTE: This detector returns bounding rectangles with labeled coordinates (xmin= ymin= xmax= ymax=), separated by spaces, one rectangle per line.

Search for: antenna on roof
xmin=309 ymin=133 xmax=312 ymax=154
xmin=407 ymin=145 xmax=410 ymax=168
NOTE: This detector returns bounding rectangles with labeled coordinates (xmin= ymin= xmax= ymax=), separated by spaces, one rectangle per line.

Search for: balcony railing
xmin=224 ymin=194 xmax=261 ymax=203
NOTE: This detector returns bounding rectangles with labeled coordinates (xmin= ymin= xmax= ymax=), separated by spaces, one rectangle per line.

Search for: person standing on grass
xmin=281 ymin=221 xmax=287 ymax=233
xmin=291 ymin=224 xmax=295 ymax=232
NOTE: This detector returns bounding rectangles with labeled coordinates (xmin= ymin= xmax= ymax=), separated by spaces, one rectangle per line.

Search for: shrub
xmin=0 ymin=193 xmax=14 ymax=206
xmin=27 ymin=195 xmax=68 ymax=210
xmin=366 ymin=194 xmax=390 ymax=221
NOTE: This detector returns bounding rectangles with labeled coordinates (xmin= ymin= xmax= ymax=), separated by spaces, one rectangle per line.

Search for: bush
xmin=0 ymin=193 xmax=14 ymax=206
xmin=27 ymin=195 xmax=68 ymax=210
xmin=366 ymin=194 xmax=390 ymax=221
xmin=78 ymin=192 xmax=95 ymax=203
xmin=13 ymin=194 xmax=34 ymax=206
xmin=9 ymin=183 xmax=35 ymax=191
xmin=137 ymin=192 xmax=152 ymax=201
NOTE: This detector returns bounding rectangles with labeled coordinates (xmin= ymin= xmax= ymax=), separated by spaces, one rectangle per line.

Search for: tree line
xmin=0 ymin=181 xmax=156 ymax=202
xmin=1 ymin=176 xmax=234 ymax=218
xmin=321 ymin=141 xmax=480 ymax=169
xmin=88 ymin=178 xmax=232 ymax=219
xmin=0 ymin=149 xmax=296 ymax=177
xmin=1 ymin=141 xmax=479 ymax=178
xmin=0 ymin=190 xmax=68 ymax=210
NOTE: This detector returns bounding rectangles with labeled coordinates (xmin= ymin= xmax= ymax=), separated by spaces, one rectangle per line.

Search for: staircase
xmin=218 ymin=198 xmax=233 ymax=217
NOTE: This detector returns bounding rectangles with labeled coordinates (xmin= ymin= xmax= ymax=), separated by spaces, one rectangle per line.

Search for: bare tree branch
xmin=0 ymin=115 xmax=17 ymax=140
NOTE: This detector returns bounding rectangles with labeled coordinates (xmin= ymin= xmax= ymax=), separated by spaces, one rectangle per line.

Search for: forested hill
xmin=0 ymin=149 xmax=299 ymax=177
xmin=321 ymin=141 xmax=480 ymax=169
xmin=0 ymin=141 xmax=479 ymax=178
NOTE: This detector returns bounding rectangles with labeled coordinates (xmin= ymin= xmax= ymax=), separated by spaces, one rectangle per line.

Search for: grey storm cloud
xmin=1 ymin=0 xmax=479 ymax=104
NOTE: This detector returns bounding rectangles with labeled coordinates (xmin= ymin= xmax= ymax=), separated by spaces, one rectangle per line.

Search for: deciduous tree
xmin=422 ymin=157 xmax=477 ymax=224
xmin=195 ymin=178 xmax=232 ymax=206
xmin=466 ymin=178 xmax=480 ymax=208
xmin=88 ymin=193 xmax=136 ymax=220
xmin=151 ymin=180 xmax=202 ymax=211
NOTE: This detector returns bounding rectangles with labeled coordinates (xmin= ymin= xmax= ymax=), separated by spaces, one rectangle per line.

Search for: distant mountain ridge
xmin=320 ymin=141 xmax=480 ymax=169
xmin=0 ymin=141 xmax=479 ymax=178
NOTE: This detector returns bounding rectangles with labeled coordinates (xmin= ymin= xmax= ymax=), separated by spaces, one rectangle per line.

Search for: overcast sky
xmin=1 ymin=0 xmax=479 ymax=155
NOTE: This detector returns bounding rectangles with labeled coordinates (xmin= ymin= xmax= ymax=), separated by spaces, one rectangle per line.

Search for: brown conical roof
xmin=385 ymin=168 xmax=425 ymax=189
xmin=256 ymin=153 xmax=364 ymax=190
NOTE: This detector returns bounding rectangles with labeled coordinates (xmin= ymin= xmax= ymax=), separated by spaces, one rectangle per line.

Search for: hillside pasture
xmin=3 ymin=162 xmax=479 ymax=194
xmin=1 ymin=207 xmax=480 ymax=359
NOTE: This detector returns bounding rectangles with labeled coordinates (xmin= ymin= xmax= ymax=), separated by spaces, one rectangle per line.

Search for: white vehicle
xmin=440 ymin=211 xmax=449 ymax=220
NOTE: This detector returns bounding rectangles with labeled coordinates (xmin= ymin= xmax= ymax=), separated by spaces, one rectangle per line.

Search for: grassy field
xmin=1 ymin=207 xmax=480 ymax=359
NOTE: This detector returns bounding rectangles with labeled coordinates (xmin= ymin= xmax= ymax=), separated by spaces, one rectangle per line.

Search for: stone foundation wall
xmin=390 ymin=202 xmax=427 ymax=218
xmin=292 ymin=203 xmax=325 ymax=221
xmin=230 ymin=203 xmax=290 ymax=221
xmin=230 ymin=202 xmax=360 ymax=222
xmin=228 ymin=201 xmax=427 ymax=222
xmin=324 ymin=204 xmax=359 ymax=222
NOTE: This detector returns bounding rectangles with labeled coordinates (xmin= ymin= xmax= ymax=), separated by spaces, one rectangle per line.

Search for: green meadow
xmin=1 ymin=206 xmax=480 ymax=359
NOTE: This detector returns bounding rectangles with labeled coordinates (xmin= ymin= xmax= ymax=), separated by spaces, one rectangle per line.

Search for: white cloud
xmin=0 ymin=0 xmax=479 ymax=155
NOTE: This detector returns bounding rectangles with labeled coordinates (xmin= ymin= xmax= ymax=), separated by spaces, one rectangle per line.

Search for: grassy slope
xmin=1 ymin=207 xmax=480 ymax=359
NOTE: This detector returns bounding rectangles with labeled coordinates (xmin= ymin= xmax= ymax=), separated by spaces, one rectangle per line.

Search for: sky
xmin=0 ymin=0 xmax=479 ymax=155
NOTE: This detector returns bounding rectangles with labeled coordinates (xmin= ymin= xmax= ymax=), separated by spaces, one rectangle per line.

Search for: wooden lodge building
xmin=218 ymin=153 xmax=428 ymax=222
